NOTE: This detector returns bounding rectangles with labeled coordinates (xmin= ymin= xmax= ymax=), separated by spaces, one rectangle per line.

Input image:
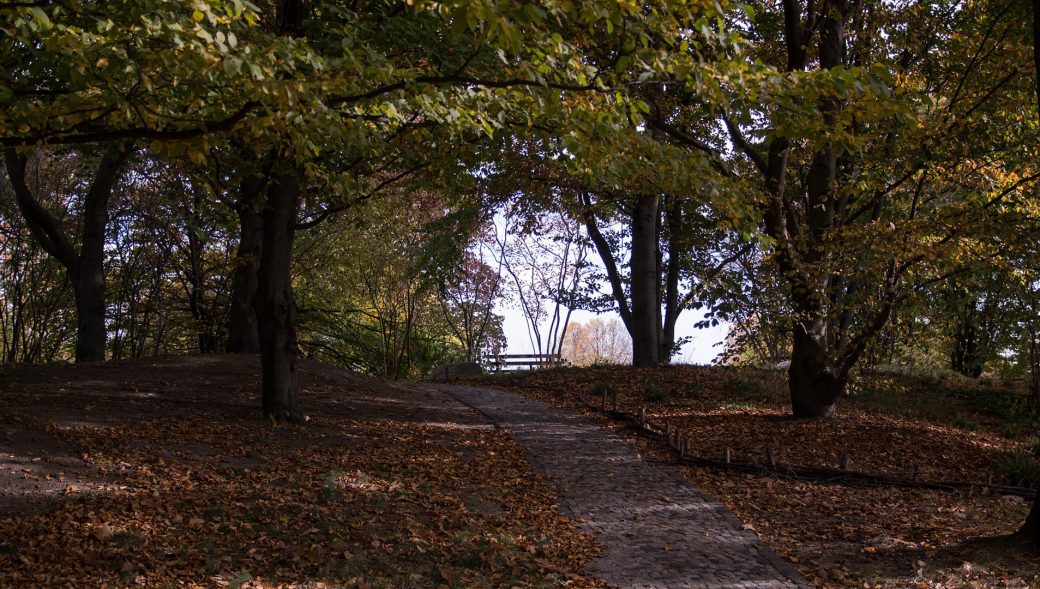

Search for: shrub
xmin=996 ymin=448 xmax=1040 ymax=489
xmin=642 ymin=379 xmax=669 ymax=403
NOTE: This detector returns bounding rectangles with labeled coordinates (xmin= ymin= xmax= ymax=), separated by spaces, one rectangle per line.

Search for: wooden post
xmin=639 ymin=407 xmax=647 ymax=428
xmin=665 ymin=422 xmax=672 ymax=441
xmin=840 ymin=453 xmax=850 ymax=471
xmin=724 ymin=447 xmax=731 ymax=466
xmin=766 ymin=445 xmax=775 ymax=468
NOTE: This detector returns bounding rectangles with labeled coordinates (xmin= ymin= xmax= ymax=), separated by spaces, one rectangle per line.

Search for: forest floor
xmin=476 ymin=365 xmax=1040 ymax=589
xmin=0 ymin=355 xmax=603 ymax=588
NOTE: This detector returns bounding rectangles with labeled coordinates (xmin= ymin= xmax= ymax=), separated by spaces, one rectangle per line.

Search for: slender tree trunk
xmin=226 ymin=175 xmax=264 ymax=353
xmin=255 ymin=164 xmax=304 ymax=424
xmin=660 ymin=200 xmax=681 ymax=362
xmin=951 ymin=299 xmax=983 ymax=377
xmin=630 ymin=194 xmax=660 ymax=367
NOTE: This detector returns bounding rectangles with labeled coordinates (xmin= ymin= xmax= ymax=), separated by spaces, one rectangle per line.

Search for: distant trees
xmin=295 ymin=189 xmax=505 ymax=379
xmin=561 ymin=317 xmax=631 ymax=366
xmin=437 ymin=249 xmax=506 ymax=364
xmin=493 ymin=210 xmax=589 ymax=359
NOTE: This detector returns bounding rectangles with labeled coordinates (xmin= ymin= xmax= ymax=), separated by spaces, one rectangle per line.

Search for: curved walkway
xmin=419 ymin=383 xmax=812 ymax=589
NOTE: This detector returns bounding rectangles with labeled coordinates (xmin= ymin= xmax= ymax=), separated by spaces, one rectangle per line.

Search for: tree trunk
xmin=660 ymin=199 xmax=681 ymax=362
xmin=226 ymin=177 xmax=264 ymax=353
xmin=255 ymin=164 xmax=304 ymax=424
xmin=951 ymin=299 xmax=984 ymax=377
xmin=1020 ymin=496 xmax=1040 ymax=543
xmin=789 ymin=323 xmax=844 ymax=418
xmin=630 ymin=194 xmax=660 ymax=367
xmin=73 ymin=264 xmax=106 ymax=362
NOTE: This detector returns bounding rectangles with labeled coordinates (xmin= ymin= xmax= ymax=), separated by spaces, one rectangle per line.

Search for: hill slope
xmin=0 ymin=355 xmax=600 ymax=588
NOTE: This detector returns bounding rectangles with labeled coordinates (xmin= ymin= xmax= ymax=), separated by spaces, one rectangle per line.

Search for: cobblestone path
xmin=419 ymin=383 xmax=813 ymax=589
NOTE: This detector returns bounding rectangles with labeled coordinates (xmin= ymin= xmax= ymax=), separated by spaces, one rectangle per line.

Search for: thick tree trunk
xmin=73 ymin=265 xmax=106 ymax=362
xmin=226 ymin=182 xmax=264 ymax=353
xmin=255 ymin=165 xmax=304 ymax=424
xmin=1020 ymin=496 xmax=1040 ymax=543
xmin=73 ymin=149 xmax=129 ymax=362
xmin=789 ymin=323 xmax=844 ymax=418
xmin=630 ymin=194 xmax=660 ymax=367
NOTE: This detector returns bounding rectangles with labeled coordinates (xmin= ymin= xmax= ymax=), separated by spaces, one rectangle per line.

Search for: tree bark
xmin=255 ymin=164 xmax=304 ymax=424
xmin=951 ymin=298 xmax=984 ymax=377
xmin=630 ymin=194 xmax=660 ymax=367
xmin=660 ymin=198 xmax=681 ymax=362
xmin=226 ymin=172 xmax=265 ymax=353
xmin=4 ymin=146 xmax=129 ymax=362
xmin=790 ymin=323 xmax=844 ymax=418
xmin=1020 ymin=496 xmax=1040 ymax=543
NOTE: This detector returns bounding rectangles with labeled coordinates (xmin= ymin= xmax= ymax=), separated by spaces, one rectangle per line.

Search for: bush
xmin=642 ymin=379 xmax=669 ymax=403
xmin=591 ymin=379 xmax=617 ymax=402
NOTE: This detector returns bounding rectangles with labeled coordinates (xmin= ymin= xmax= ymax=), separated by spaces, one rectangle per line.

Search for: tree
xmin=561 ymin=317 xmax=631 ymax=366
xmin=295 ymin=189 xmax=492 ymax=378
xmin=438 ymin=249 xmax=507 ymax=364
xmin=4 ymin=146 xmax=133 ymax=361
xmin=0 ymin=166 xmax=74 ymax=362
xmin=674 ymin=0 xmax=1039 ymax=417
xmin=495 ymin=209 xmax=589 ymax=358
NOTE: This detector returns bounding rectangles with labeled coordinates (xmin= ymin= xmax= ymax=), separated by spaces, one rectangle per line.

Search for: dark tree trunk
xmin=73 ymin=266 xmax=106 ymax=361
xmin=951 ymin=299 xmax=983 ymax=377
xmin=630 ymin=194 xmax=660 ymax=367
xmin=226 ymin=173 xmax=265 ymax=353
xmin=773 ymin=2 xmax=849 ymax=417
xmin=660 ymin=198 xmax=681 ymax=362
xmin=255 ymin=164 xmax=304 ymax=424
xmin=4 ymin=146 xmax=129 ymax=363
xmin=1020 ymin=496 xmax=1040 ymax=543
xmin=789 ymin=324 xmax=843 ymax=418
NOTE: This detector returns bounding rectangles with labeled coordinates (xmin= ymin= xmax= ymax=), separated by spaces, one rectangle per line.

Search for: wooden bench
xmin=491 ymin=353 xmax=564 ymax=371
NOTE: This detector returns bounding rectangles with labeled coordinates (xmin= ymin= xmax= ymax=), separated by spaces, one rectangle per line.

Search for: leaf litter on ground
xmin=0 ymin=356 xmax=606 ymax=588
xmin=478 ymin=364 xmax=1040 ymax=589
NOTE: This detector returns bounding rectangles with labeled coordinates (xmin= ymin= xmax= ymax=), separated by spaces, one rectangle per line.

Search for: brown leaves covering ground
xmin=477 ymin=365 xmax=1040 ymax=589
xmin=0 ymin=356 xmax=604 ymax=588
